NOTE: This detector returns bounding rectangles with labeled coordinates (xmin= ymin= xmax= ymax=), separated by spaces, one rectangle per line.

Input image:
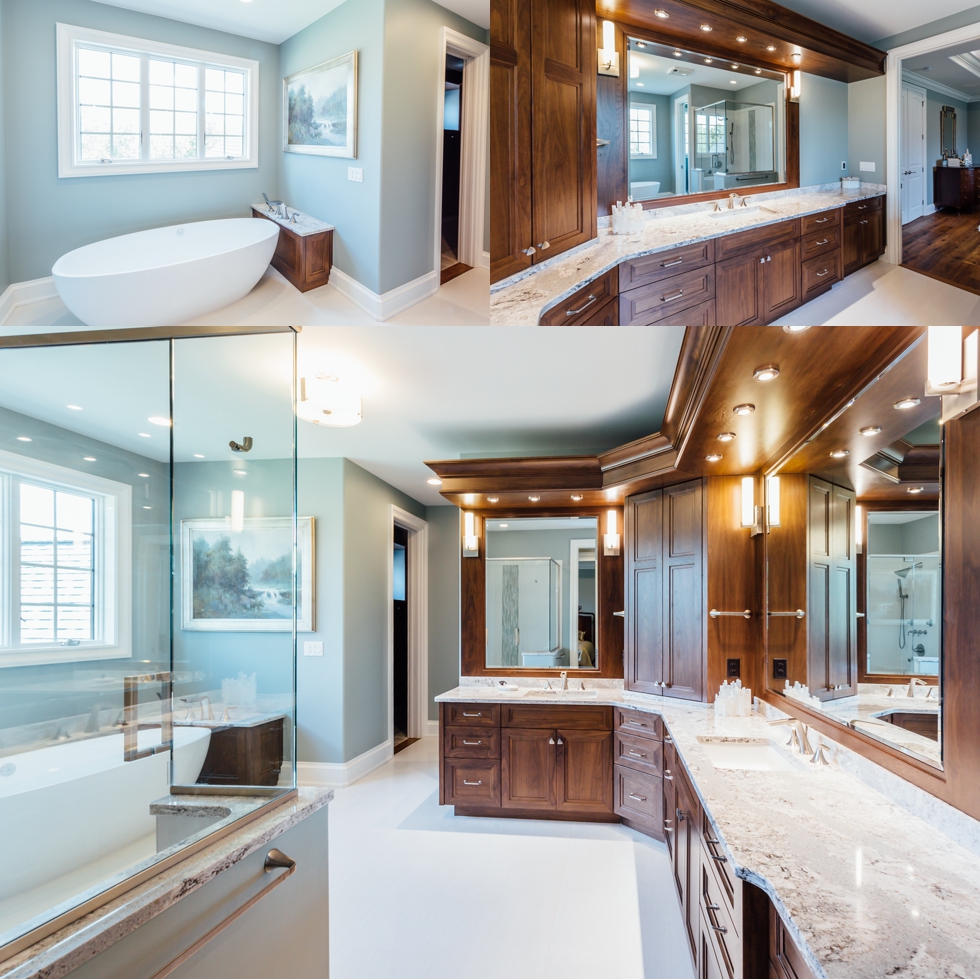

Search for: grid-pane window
xmin=629 ymin=104 xmax=655 ymax=158
xmin=149 ymin=59 xmax=199 ymax=159
xmin=77 ymin=47 xmax=141 ymax=161
xmin=204 ymin=68 xmax=246 ymax=158
xmin=19 ymin=484 xmax=95 ymax=644
xmin=696 ymin=112 xmax=726 ymax=155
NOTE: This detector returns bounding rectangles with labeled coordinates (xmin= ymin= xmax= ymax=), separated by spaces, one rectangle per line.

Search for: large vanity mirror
xmin=764 ymin=337 xmax=943 ymax=768
xmin=625 ymin=38 xmax=786 ymax=203
xmin=485 ymin=516 xmax=598 ymax=670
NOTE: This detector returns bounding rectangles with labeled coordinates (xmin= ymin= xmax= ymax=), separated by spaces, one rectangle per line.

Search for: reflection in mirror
xmin=485 ymin=517 xmax=598 ymax=669
xmin=626 ymin=38 xmax=785 ymax=203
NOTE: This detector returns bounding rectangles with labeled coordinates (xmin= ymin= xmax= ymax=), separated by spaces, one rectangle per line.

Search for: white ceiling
xmin=91 ymin=0 xmax=488 ymax=44
xmin=904 ymin=46 xmax=980 ymax=100
xmin=628 ymin=49 xmax=773 ymax=96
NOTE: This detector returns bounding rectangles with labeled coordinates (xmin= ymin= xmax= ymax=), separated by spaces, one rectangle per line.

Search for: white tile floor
xmin=328 ymin=738 xmax=694 ymax=979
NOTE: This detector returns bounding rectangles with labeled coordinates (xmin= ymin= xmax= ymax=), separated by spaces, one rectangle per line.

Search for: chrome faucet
xmin=559 ymin=671 xmax=568 ymax=693
xmin=85 ymin=703 xmax=103 ymax=734
xmin=768 ymin=717 xmax=808 ymax=753
xmin=728 ymin=193 xmax=740 ymax=210
xmin=907 ymin=677 xmax=928 ymax=698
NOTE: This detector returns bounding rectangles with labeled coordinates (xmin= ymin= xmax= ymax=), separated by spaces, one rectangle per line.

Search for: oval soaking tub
xmin=0 ymin=726 xmax=211 ymax=910
xmin=52 ymin=218 xmax=279 ymax=326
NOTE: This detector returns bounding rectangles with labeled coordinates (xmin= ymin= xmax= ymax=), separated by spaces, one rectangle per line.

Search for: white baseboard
xmin=478 ymin=250 xmax=490 ymax=270
xmin=425 ymin=719 xmax=439 ymax=737
xmin=297 ymin=739 xmax=392 ymax=788
xmin=0 ymin=276 xmax=60 ymax=327
xmin=330 ymin=267 xmax=439 ymax=321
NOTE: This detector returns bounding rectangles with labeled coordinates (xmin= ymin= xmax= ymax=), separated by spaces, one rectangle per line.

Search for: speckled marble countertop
xmin=173 ymin=706 xmax=289 ymax=730
xmin=437 ymin=681 xmax=980 ymax=978
xmin=251 ymin=202 xmax=334 ymax=237
xmin=0 ymin=787 xmax=332 ymax=979
xmin=489 ymin=182 xmax=887 ymax=326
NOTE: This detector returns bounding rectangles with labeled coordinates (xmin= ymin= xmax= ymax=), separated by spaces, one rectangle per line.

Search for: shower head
xmin=894 ymin=562 xmax=924 ymax=579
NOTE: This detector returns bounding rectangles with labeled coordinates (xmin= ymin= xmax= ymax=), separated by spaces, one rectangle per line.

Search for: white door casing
xmin=901 ymin=83 xmax=927 ymax=224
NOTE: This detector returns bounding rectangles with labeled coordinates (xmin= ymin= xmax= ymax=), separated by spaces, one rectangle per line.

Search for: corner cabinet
xmin=490 ymin=0 xmax=597 ymax=282
xmin=842 ymin=196 xmax=884 ymax=276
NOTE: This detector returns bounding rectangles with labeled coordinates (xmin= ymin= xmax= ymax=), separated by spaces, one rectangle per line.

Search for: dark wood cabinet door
xmin=762 ymin=238 xmax=802 ymax=322
xmin=529 ymin=0 xmax=596 ymax=262
xmin=501 ymin=728 xmax=557 ymax=809
xmin=807 ymin=477 xmax=834 ymax=700
xmin=863 ymin=208 xmax=883 ymax=263
xmin=490 ymin=0 xmax=532 ymax=282
xmin=663 ymin=739 xmax=677 ymax=860
xmin=626 ymin=489 xmax=664 ymax=693
xmin=674 ymin=761 xmax=701 ymax=960
xmin=663 ymin=480 xmax=705 ymax=702
xmin=700 ymin=920 xmax=728 ymax=979
xmin=828 ymin=484 xmax=857 ymax=698
xmin=557 ymin=728 xmax=614 ymax=814
xmin=715 ymin=250 xmax=765 ymax=326
xmin=842 ymin=217 xmax=863 ymax=276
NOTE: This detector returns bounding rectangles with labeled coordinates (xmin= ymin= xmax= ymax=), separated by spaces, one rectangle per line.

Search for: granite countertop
xmin=0 ymin=787 xmax=332 ymax=979
xmin=251 ymin=202 xmax=334 ymax=237
xmin=437 ymin=682 xmax=980 ymax=978
xmin=173 ymin=705 xmax=289 ymax=730
xmin=489 ymin=182 xmax=887 ymax=326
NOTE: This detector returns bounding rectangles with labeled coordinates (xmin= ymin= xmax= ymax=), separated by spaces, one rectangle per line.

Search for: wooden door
xmin=529 ymin=0 xmax=596 ymax=263
xmin=556 ymin=728 xmax=614 ymax=814
xmin=828 ymin=485 xmax=857 ymax=698
xmin=501 ymin=728 xmax=556 ymax=809
xmin=842 ymin=217 xmax=863 ymax=276
xmin=626 ymin=489 xmax=664 ymax=693
xmin=663 ymin=738 xmax=677 ymax=860
xmin=807 ymin=477 xmax=834 ymax=700
xmin=490 ymin=0 xmax=532 ymax=282
xmin=715 ymin=250 xmax=765 ymax=325
xmin=863 ymin=209 xmax=883 ymax=264
xmin=762 ymin=238 xmax=802 ymax=323
xmin=663 ymin=480 xmax=705 ymax=702
xmin=674 ymin=761 xmax=701 ymax=959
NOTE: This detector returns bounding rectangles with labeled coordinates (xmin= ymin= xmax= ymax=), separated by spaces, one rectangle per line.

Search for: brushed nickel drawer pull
xmin=816 ymin=269 xmax=830 ymax=277
xmin=706 ymin=836 xmax=721 ymax=845
xmin=814 ymin=217 xmax=829 ymax=223
xmin=566 ymin=294 xmax=598 ymax=316
xmin=814 ymin=238 xmax=829 ymax=245
xmin=858 ymin=204 xmax=868 ymax=209
xmin=660 ymin=288 xmax=684 ymax=303
xmin=710 ymin=922 xmax=728 ymax=934
xmin=710 ymin=609 xmax=751 ymax=619
xmin=860 ymin=219 xmax=869 ymax=225
xmin=549 ymin=737 xmax=556 ymax=745
xmin=462 ymin=779 xmax=483 ymax=786
xmin=557 ymin=737 xmax=564 ymax=745
xmin=768 ymin=609 xmax=805 ymax=618
xmin=628 ymin=749 xmax=645 ymax=757
xmin=462 ymin=740 xmax=483 ymax=745
xmin=706 ymin=903 xmax=720 ymax=911
xmin=661 ymin=257 xmax=684 ymax=268
xmin=710 ymin=853 xmax=728 ymax=863
xmin=522 ymin=245 xmax=536 ymax=256
xmin=462 ymin=711 xmax=483 ymax=717
xmin=664 ymin=769 xmax=673 ymax=780
xmin=629 ymin=792 xmax=647 ymax=802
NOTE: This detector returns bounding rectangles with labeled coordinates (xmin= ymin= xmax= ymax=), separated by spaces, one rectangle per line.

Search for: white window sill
xmin=0 ymin=643 xmax=131 ymax=669
xmin=59 ymin=157 xmax=258 ymax=179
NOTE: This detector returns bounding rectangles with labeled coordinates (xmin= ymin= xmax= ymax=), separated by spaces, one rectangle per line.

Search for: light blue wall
xmin=425 ymin=504 xmax=459 ymax=720
xmin=0 ymin=1 xmax=8 ymax=293
xmin=848 ymin=75 xmax=886 ymax=181
xmin=1 ymin=0 xmax=280 ymax=285
xmin=799 ymin=73 xmax=848 ymax=186
xmin=627 ymin=91 xmax=672 ymax=194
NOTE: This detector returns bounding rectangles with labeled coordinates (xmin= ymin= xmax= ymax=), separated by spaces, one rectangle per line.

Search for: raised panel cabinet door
xmin=663 ymin=738 xmax=677 ymax=860
xmin=626 ymin=490 xmax=664 ymax=693
xmin=842 ymin=217 xmax=863 ymax=276
xmin=715 ymin=250 xmax=765 ymax=326
xmin=829 ymin=485 xmax=857 ymax=698
xmin=674 ymin=761 xmax=701 ymax=960
xmin=490 ymin=0 xmax=532 ymax=282
xmin=807 ymin=477 xmax=834 ymax=700
xmin=863 ymin=208 xmax=884 ymax=264
xmin=501 ymin=728 xmax=557 ymax=809
xmin=762 ymin=238 xmax=802 ymax=323
xmin=529 ymin=0 xmax=597 ymax=262
xmin=556 ymin=728 xmax=614 ymax=814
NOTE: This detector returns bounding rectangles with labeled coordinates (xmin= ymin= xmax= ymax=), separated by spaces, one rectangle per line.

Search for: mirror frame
xmin=940 ymin=104 xmax=957 ymax=158
xmin=460 ymin=506 xmax=624 ymax=678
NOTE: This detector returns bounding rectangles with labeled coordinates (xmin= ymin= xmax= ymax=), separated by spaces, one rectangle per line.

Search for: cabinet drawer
xmin=444 ymin=726 xmax=500 ymax=759
xmin=444 ymin=760 xmax=500 ymax=806
xmin=614 ymin=765 xmax=663 ymax=830
xmin=702 ymin=811 xmax=741 ymax=924
xmin=714 ymin=219 xmax=800 ymax=261
xmin=843 ymin=196 xmax=882 ymax=221
xmin=801 ymin=250 xmax=841 ymax=300
xmin=615 ymin=731 xmax=664 ymax=776
xmin=801 ymin=210 xmax=840 ymax=234
xmin=619 ymin=266 xmax=715 ymax=325
xmin=446 ymin=703 xmax=500 ymax=727
xmin=502 ymin=704 xmax=612 ymax=730
xmin=770 ymin=903 xmax=819 ymax=979
xmin=614 ymin=707 xmax=663 ymax=740
xmin=701 ymin=859 xmax=739 ymax=979
xmin=577 ymin=294 xmax=619 ymax=325
xmin=538 ymin=269 xmax=618 ymax=325
xmin=619 ymin=240 xmax=715 ymax=291
xmin=800 ymin=226 xmax=840 ymax=260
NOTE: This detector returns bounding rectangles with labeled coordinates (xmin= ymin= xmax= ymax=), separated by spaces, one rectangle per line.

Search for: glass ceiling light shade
xmin=926 ymin=325 xmax=963 ymax=390
xmin=298 ymin=373 xmax=362 ymax=427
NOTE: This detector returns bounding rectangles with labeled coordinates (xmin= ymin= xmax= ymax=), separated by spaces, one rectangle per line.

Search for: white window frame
xmin=56 ymin=23 xmax=260 ymax=178
xmin=0 ymin=449 xmax=132 ymax=668
xmin=630 ymin=102 xmax=657 ymax=159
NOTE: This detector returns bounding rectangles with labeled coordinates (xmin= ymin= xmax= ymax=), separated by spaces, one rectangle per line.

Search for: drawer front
xmin=446 ymin=703 xmax=500 ymax=727
xmin=502 ymin=704 xmax=612 ymax=730
xmin=619 ymin=267 xmax=715 ymax=325
xmin=444 ymin=726 xmax=500 ymax=759
xmin=614 ymin=707 xmax=663 ymax=740
xmin=800 ymin=226 xmax=840 ymax=260
xmin=714 ymin=219 xmax=800 ymax=261
xmin=619 ymin=240 xmax=715 ymax=291
xmin=577 ymin=294 xmax=619 ymax=325
xmin=615 ymin=731 xmax=664 ymax=776
xmin=770 ymin=903 xmax=820 ymax=979
xmin=843 ymin=196 xmax=882 ymax=221
xmin=701 ymin=858 xmax=739 ymax=978
xmin=444 ymin=760 xmax=500 ymax=806
xmin=801 ymin=209 xmax=840 ymax=235
xmin=538 ymin=269 xmax=618 ymax=325
xmin=614 ymin=764 xmax=663 ymax=825
xmin=801 ymin=250 xmax=841 ymax=300
xmin=702 ymin=811 xmax=741 ymax=923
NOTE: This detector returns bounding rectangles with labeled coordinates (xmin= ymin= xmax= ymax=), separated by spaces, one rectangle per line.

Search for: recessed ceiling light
xmin=859 ymin=426 xmax=881 ymax=437
xmin=700 ymin=23 xmax=712 ymax=31
xmin=427 ymin=477 xmax=442 ymax=485
xmin=704 ymin=58 xmax=713 ymax=63
xmin=673 ymin=50 xmax=683 ymax=57
xmin=143 ymin=505 xmax=152 ymax=509
xmin=571 ymin=494 xmax=584 ymax=501
xmin=16 ymin=436 xmax=31 ymax=442
xmin=528 ymin=495 xmax=541 ymax=502
xmin=138 ymin=473 xmax=150 ymax=478
xmin=705 ymin=454 xmax=722 ymax=462
xmin=730 ymin=80 xmax=738 ymax=84
xmin=138 ymin=432 xmax=151 ymax=438
xmin=487 ymin=496 xmax=499 ymax=503
xmin=791 ymin=52 xmax=802 ymax=63
xmin=731 ymin=64 xmax=739 ymax=69
xmin=148 ymin=416 xmax=171 ymax=427
xmin=499 ymin=523 xmax=509 ymax=528
xmin=636 ymin=41 xmax=647 ymax=47
xmin=717 ymin=432 xmax=736 ymax=442
xmin=907 ymin=486 xmax=924 ymax=494
xmin=736 ymin=35 xmax=747 ymax=42
xmin=234 ymin=469 xmax=247 ymax=475
xmin=829 ymin=450 xmax=850 ymax=459
xmin=193 ymin=453 xmax=205 ymax=459
xmin=67 ymin=404 xmax=82 ymax=411
xmin=753 ymin=365 xmax=780 ymax=382
xmin=894 ymin=398 xmax=921 ymax=409
xmin=755 ymin=68 xmax=762 ymax=74
xmin=636 ymin=82 xmax=645 ymax=86
xmin=782 ymin=325 xmax=811 ymax=333
xmin=766 ymin=45 xmax=776 ymax=52
xmin=83 ymin=456 xmax=96 ymax=462
xmin=654 ymin=8 xmax=669 ymax=17
xmin=733 ymin=404 xmax=755 ymax=415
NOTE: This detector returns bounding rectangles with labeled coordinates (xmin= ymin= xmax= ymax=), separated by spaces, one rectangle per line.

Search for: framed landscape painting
xmin=284 ymin=51 xmax=357 ymax=158
xmin=181 ymin=517 xmax=315 ymax=632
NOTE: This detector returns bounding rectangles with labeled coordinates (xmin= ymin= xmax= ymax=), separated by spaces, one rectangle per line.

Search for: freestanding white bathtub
xmin=0 ymin=726 xmax=210 ymax=906
xmin=52 ymin=218 xmax=279 ymax=327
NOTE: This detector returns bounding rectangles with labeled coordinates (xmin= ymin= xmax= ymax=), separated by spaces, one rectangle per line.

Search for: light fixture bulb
xmin=705 ymin=453 xmax=722 ymax=462
xmin=859 ymin=426 xmax=881 ymax=437
xmin=829 ymin=450 xmax=850 ymax=459
xmin=894 ymin=398 xmax=921 ymax=410
xmin=855 ymin=505 xmax=863 ymax=546
xmin=927 ymin=325 xmax=963 ymax=389
xmin=487 ymin=496 xmax=499 ymax=503
xmin=654 ymin=8 xmax=669 ymax=17
xmin=673 ymin=50 xmax=682 ymax=57
xmin=791 ymin=70 xmax=802 ymax=98
xmin=731 ymin=64 xmax=739 ymax=69
xmin=907 ymin=486 xmax=924 ymax=494
xmin=766 ymin=45 xmax=776 ymax=52
xmin=736 ymin=35 xmax=747 ymax=42
xmin=753 ymin=365 xmax=780 ymax=382
xmin=782 ymin=325 xmax=811 ymax=333
xmin=704 ymin=58 xmax=713 ymax=64
xmin=700 ymin=23 xmax=712 ymax=31
xmin=463 ymin=511 xmax=479 ymax=555
xmin=571 ymin=494 xmax=584 ymax=501
xmin=427 ymin=477 xmax=442 ymax=485
xmin=602 ymin=19 xmax=615 ymax=51
xmin=148 ymin=416 xmax=171 ymax=426
xmin=528 ymin=495 xmax=541 ymax=502
xmin=733 ymin=404 xmax=755 ymax=415
xmin=717 ymin=432 xmax=736 ymax=442
xmin=298 ymin=373 xmax=363 ymax=427
xmin=791 ymin=51 xmax=802 ymax=63
xmin=604 ymin=509 xmax=621 ymax=556
xmin=755 ymin=68 xmax=762 ymax=74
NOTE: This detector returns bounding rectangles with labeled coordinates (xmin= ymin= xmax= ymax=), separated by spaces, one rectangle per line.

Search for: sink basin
xmin=698 ymin=739 xmax=799 ymax=772
xmin=525 ymin=688 xmax=600 ymax=699
xmin=709 ymin=205 xmax=772 ymax=220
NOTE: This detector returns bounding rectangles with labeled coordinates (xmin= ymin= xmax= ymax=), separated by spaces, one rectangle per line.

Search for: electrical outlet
xmin=859 ymin=161 xmax=876 ymax=172
xmin=304 ymin=641 xmax=324 ymax=657
xmin=773 ymin=659 xmax=788 ymax=679
xmin=841 ymin=161 xmax=847 ymax=171
xmin=726 ymin=658 xmax=741 ymax=678
xmin=348 ymin=166 xmax=363 ymax=182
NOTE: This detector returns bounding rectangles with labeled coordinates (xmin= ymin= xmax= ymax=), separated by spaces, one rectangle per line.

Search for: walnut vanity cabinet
xmin=769 ymin=904 xmax=819 ymax=979
xmin=251 ymin=209 xmax=333 ymax=292
xmin=196 ymin=717 xmax=284 ymax=787
xmin=842 ymin=196 xmax=884 ymax=276
xmin=538 ymin=268 xmax=618 ymax=325
xmin=613 ymin=706 xmax=665 ymax=838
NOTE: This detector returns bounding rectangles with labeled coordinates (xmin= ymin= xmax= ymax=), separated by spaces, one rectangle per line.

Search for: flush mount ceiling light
xmin=829 ymin=450 xmax=850 ymax=459
xmin=83 ymin=456 xmax=96 ymax=462
xmin=653 ymin=8 xmax=669 ymax=17
xmin=700 ymin=23 xmax=712 ymax=31
xmin=498 ymin=522 xmax=509 ymax=528
xmin=791 ymin=51 xmax=802 ymax=63
xmin=753 ymin=365 xmax=780 ymax=382
xmin=487 ymin=496 xmax=500 ymax=503
xmin=193 ymin=453 xmax=205 ymax=458
xmin=148 ymin=416 xmax=171 ymax=427
xmin=16 ymin=436 xmax=31 ymax=442
xmin=755 ymin=68 xmax=763 ymax=74
xmin=571 ymin=494 xmax=584 ymax=501
xmin=859 ymin=426 xmax=881 ymax=437
xmin=705 ymin=453 xmax=722 ymax=462
xmin=733 ymin=403 xmax=755 ymax=415
xmin=894 ymin=397 xmax=921 ymax=409
xmin=730 ymin=80 xmax=738 ymax=84
xmin=731 ymin=63 xmax=739 ymax=69
xmin=717 ymin=432 xmax=736 ymax=442
xmin=427 ymin=477 xmax=442 ymax=485
xmin=782 ymin=325 xmax=811 ymax=333
xmin=907 ymin=486 xmax=925 ymax=494
xmin=138 ymin=473 xmax=149 ymax=478
xmin=528 ymin=495 xmax=541 ymax=502
xmin=298 ymin=373 xmax=362 ymax=427
xmin=67 ymin=404 xmax=82 ymax=411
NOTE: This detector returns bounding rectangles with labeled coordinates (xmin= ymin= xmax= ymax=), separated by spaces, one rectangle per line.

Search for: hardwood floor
xmin=902 ymin=210 xmax=980 ymax=296
xmin=440 ymin=261 xmax=472 ymax=284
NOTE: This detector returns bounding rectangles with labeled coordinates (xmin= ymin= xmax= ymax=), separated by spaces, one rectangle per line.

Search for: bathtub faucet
xmin=262 ymin=192 xmax=284 ymax=213
xmin=86 ymin=704 xmax=103 ymax=733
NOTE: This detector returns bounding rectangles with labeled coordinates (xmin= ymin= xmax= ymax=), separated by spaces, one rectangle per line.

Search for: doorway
xmin=393 ymin=526 xmax=411 ymax=752
xmin=441 ymin=55 xmax=468 ymax=284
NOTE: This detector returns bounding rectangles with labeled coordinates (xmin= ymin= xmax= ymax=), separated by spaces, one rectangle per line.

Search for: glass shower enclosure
xmin=0 ymin=327 xmax=299 ymax=964
xmin=693 ymin=99 xmax=777 ymax=191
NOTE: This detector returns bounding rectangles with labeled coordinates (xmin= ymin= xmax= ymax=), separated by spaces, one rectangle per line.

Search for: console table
xmin=252 ymin=203 xmax=334 ymax=292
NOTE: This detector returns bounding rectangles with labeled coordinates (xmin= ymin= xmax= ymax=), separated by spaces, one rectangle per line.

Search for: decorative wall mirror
xmin=940 ymin=104 xmax=957 ymax=158
xmin=763 ymin=336 xmax=943 ymax=769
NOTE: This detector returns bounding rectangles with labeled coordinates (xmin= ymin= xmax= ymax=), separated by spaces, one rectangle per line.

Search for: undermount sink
xmin=698 ymin=739 xmax=799 ymax=772
xmin=526 ymin=688 xmax=600 ymax=699
xmin=709 ymin=205 xmax=772 ymax=220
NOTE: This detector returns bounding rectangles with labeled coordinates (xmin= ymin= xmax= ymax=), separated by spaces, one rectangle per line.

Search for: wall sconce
xmin=766 ymin=476 xmax=781 ymax=529
xmin=790 ymin=70 xmax=802 ymax=100
xmin=298 ymin=373 xmax=362 ymax=427
xmin=598 ymin=20 xmax=620 ymax=76
xmin=926 ymin=325 xmax=978 ymax=421
xmin=855 ymin=504 xmax=863 ymax=553
xmin=603 ymin=509 xmax=621 ymax=556
xmin=740 ymin=476 xmax=764 ymax=536
xmin=463 ymin=511 xmax=479 ymax=557
xmin=231 ymin=489 xmax=245 ymax=534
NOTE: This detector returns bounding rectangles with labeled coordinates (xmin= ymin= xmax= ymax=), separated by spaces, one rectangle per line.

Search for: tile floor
xmin=327 ymin=737 xmax=694 ymax=979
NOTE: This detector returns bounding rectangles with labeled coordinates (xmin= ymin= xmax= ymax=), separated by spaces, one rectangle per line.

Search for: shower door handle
xmin=123 ymin=671 xmax=172 ymax=763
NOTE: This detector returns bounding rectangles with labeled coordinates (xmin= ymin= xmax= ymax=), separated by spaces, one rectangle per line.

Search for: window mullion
xmin=140 ymin=55 xmax=150 ymax=161
xmin=198 ymin=62 xmax=206 ymax=159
